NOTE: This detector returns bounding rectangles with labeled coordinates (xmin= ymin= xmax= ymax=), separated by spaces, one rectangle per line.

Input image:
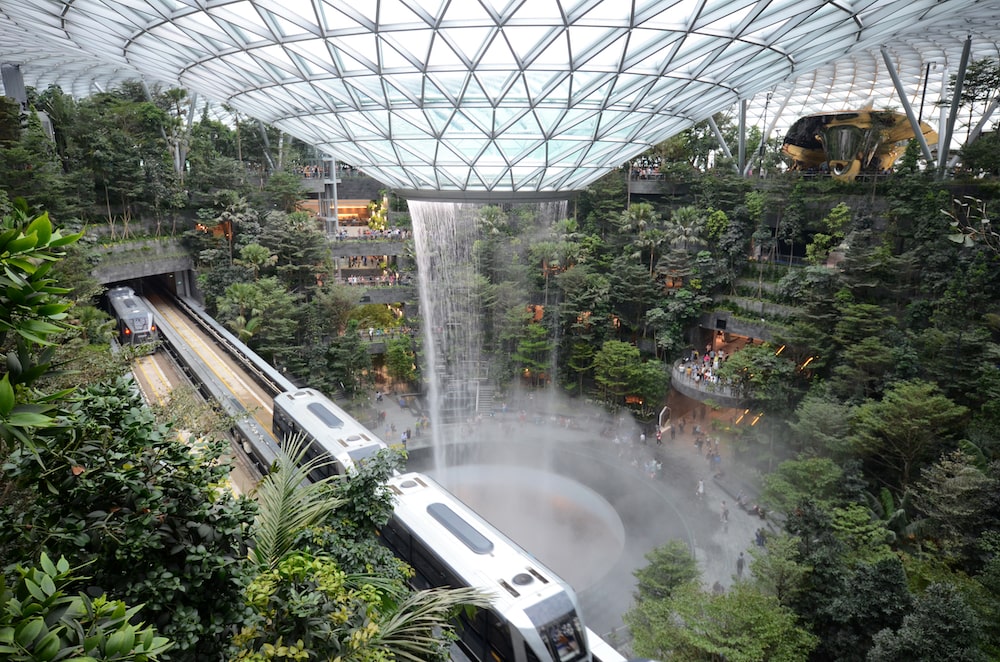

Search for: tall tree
xmin=909 ymin=450 xmax=1000 ymax=564
xmin=632 ymin=540 xmax=699 ymax=602
xmin=626 ymin=580 xmax=818 ymax=662
xmin=615 ymin=201 xmax=659 ymax=236
xmin=867 ymin=582 xmax=987 ymax=662
xmin=384 ymin=336 xmax=418 ymax=391
xmin=748 ymin=534 xmax=811 ymax=605
xmin=325 ymin=320 xmax=373 ymax=396
xmin=593 ymin=340 xmax=641 ymax=405
xmin=787 ymin=393 xmax=854 ymax=457
xmin=850 ymin=379 xmax=968 ymax=489
xmin=666 ymin=205 xmax=707 ymax=253
xmin=512 ymin=322 xmax=553 ymax=386
xmin=762 ymin=457 xmax=846 ymax=514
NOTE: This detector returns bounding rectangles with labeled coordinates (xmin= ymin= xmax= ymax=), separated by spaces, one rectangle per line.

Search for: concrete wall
xmin=90 ymin=238 xmax=194 ymax=284
xmin=713 ymin=295 xmax=800 ymax=320
xmin=699 ymin=311 xmax=778 ymax=344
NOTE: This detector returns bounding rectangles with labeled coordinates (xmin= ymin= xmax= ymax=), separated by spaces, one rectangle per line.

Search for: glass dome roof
xmin=2 ymin=0 xmax=1000 ymax=194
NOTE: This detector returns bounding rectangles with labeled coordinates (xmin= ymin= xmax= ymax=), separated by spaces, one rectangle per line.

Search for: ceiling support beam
xmin=257 ymin=120 xmax=276 ymax=172
xmin=938 ymin=35 xmax=973 ymax=178
xmin=880 ymin=46 xmax=935 ymax=165
xmin=706 ymin=116 xmax=737 ymax=173
xmin=966 ymin=97 xmax=1000 ymax=147
xmin=1 ymin=63 xmax=27 ymax=111
xmin=738 ymin=99 xmax=747 ymax=176
xmin=745 ymin=88 xmax=793 ymax=177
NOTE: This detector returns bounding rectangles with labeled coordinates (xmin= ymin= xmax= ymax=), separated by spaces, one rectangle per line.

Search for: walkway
xmin=669 ymin=336 xmax=762 ymax=406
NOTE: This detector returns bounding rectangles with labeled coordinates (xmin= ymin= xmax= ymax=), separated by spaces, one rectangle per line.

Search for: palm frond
xmin=357 ymin=587 xmax=492 ymax=662
xmin=248 ymin=434 xmax=346 ymax=569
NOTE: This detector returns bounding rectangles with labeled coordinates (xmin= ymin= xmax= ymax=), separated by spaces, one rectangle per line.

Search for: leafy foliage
xmin=0 ymin=377 xmax=257 ymax=660
xmin=762 ymin=456 xmax=845 ymax=513
xmin=867 ymin=582 xmax=987 ymax=662
xmin=626 ymin=580 xmax=818 ymax=662
xmin=908 ymin=450 xmax=1000 ymax=563
xmin=232 ymin=552 xmax=488 ymax=662
xmin=849 ymin=380 xmax=968 ymax=489
xmin=0 ymin=205 xmax=81 ymax=451
xmin=0 ymin=553 xmax=171 ymax=661
xmin=632 ymin=540 xmax=699 ymax=602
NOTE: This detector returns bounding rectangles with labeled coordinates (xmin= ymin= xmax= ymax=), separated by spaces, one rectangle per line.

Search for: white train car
xmin=107 ymin=286 xmax=158 ymax=349
xmin=381 ymin=471 xmax=592 ymax=662
xmin=272 ymin=388 xmax=388 ymax=480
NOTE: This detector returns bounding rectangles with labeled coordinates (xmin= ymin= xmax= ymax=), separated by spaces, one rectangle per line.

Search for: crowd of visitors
xmin=344 ymin=272 xmax=404 ymax=286
xmin=334 ymin=227 xmax=409 ymax=240
xmin=677 ymin=348 xmax=731 ymax=390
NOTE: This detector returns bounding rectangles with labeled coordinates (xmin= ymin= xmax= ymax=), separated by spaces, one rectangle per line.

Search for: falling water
xmin=409 ymin=201 xmax=484 ymax=472
xmin=409 ymin=199 xmax=568 ymax=471
xmin=537 ymin=200 xmax=568 ymax=415
xmin=408 ymin=199 xmax=658 ymax=639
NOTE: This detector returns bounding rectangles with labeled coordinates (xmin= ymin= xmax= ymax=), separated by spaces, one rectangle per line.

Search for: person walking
xmin=736 ymin=552 xmax=745 ymax=579
xmin=696 ymin=479 xmax=705 ymax=501
xmin=721 ymin=500 xmax=729 ymax=524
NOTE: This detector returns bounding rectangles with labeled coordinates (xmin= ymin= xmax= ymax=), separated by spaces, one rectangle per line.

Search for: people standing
xmin=736 ymin=552 xmax=745 ymax=579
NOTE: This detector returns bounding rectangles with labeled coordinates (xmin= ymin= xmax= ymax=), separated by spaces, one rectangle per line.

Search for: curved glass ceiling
xmin=2 ymin=0 xmax=1000 ymax=194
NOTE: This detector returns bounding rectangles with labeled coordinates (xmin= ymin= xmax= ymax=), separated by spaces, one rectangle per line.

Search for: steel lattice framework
xmin=2 ymin=0 xmax=1000 ymax=194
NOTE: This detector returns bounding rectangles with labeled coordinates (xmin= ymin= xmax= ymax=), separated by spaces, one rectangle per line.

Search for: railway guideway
xmin=140 ymin=291 xmax=283 ymax=493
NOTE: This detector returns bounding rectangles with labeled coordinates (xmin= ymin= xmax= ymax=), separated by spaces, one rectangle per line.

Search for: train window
xmin=301 ymin=439 xmax=337 ymax=481
xmin=525 ymin=644 xmax=543 ymax=662
xmin=463 ymin=606 xmax=486 ymax=639
xmin=427 ymin=503 xmax=494 ymax=554
xmin=487 ymin=609 xmax=514 ymax=662
xmin=379 ymin=522 xmax=406 ymax=555
xmin=456 ymin=609 xmax=488 ymax=662
xmin=410 ymin=547 xmax=448 ymax=589
xmin=347 ymin=444 xmax=383 ymax=465
xmin=524 ymin=592 xmax=574 ymax=628
xmin=541 ymin=621 xmax=585 ymax=662
xmin=307 ymin=402 xmax=345 ymax=429
xmin=273 ymin=408 xmax=293 ymax=436
xmin=525 ymin=595 xmax=586 ymax=662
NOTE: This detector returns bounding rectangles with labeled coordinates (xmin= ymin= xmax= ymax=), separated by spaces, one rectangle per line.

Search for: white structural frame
xmin=3 ymin=0 xmax=1000 ymax=194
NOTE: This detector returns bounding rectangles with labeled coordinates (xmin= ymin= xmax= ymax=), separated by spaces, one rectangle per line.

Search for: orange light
xmin=774 ymin=344 xmax=785 ymax=355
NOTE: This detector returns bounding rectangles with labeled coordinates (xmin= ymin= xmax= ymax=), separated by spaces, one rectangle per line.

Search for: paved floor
xmin=372 ymin=392 xmax=770 ymax=652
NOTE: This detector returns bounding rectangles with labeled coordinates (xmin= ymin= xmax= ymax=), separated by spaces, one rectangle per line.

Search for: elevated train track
xmin=138 ymin=290 xmax=289 ymax=492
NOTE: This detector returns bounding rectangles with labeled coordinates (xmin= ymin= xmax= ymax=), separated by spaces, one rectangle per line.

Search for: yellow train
xmin=781 ymin=109 xmax=937 ymax=181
